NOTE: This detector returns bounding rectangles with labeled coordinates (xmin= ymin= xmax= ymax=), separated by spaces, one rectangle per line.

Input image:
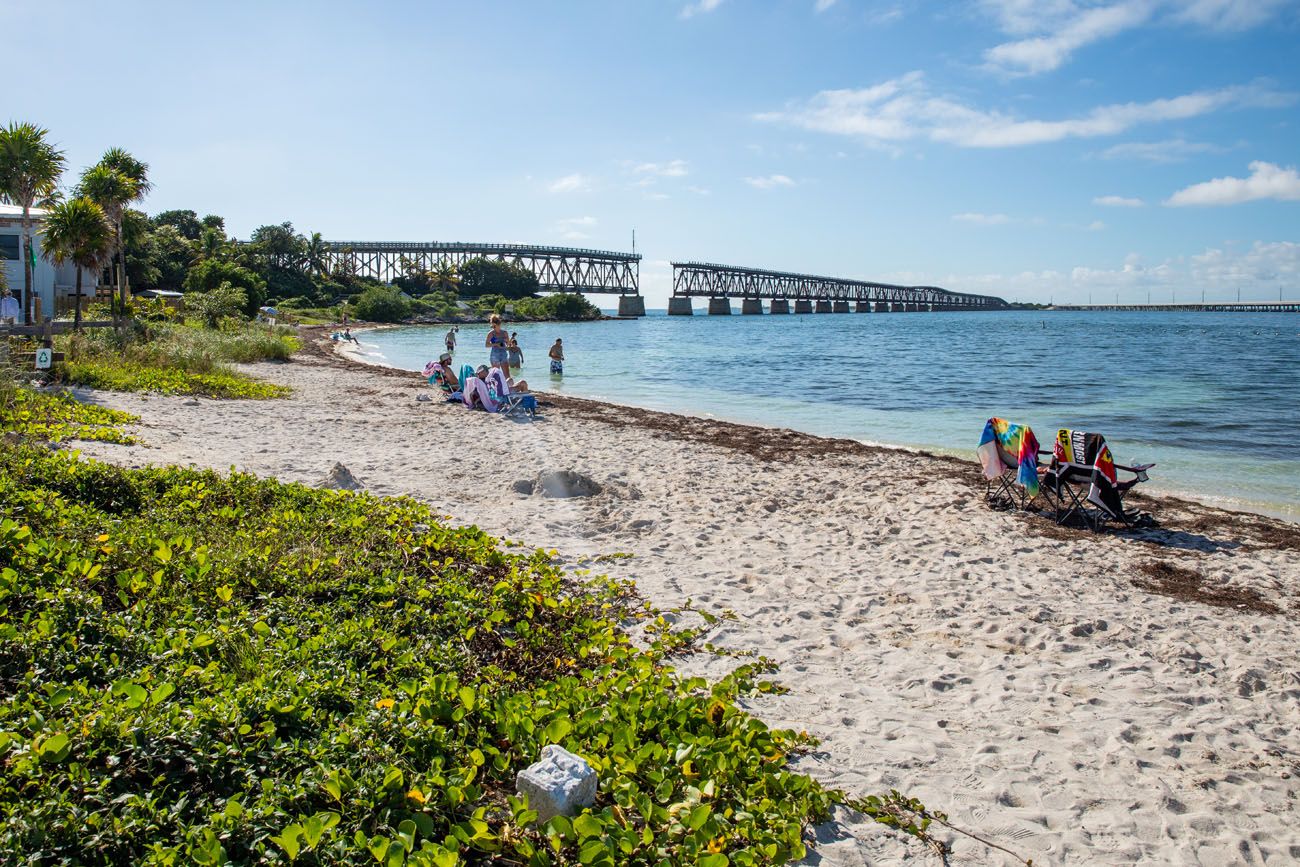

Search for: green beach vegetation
xmin=54 ymin=318 xmax=295 ymax=399
xmin=0 ymin=439 xmax=947 ymax=865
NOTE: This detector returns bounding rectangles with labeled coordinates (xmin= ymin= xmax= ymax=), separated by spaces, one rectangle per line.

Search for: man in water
xmin=0 ymin=289 xmax=19 ymax=325
xmin=548 ymin=338 xmax=564 ymax=375
xmin=445 ymin=326 xmax=457 ymax=354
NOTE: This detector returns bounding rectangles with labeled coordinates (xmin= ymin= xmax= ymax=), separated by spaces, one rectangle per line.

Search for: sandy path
xmin=72 ymin=345 xmax=1300 ymax=866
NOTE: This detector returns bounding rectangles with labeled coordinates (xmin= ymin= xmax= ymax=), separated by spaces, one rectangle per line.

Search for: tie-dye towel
xmin=977 ymin=417 xmax=1041 ymax=498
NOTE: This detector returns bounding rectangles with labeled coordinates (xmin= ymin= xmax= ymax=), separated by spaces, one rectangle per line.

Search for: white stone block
xmin=515 ymin=744 xmax=597 ymax=823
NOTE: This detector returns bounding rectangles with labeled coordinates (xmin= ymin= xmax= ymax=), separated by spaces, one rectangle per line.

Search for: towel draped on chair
xmin=977 ymin=417 xmax=1041 ymax=499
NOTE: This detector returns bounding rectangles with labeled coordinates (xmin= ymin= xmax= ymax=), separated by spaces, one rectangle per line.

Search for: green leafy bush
xmin=0 ymin=446 xmax=855 ymax=865
xmin=511 ymin=293 xmax=602 ymax=321
xmin=187 ymin=283 xmax=248 ymax=329
xmin=61 ymin=358 xmax=289 ymax=399
xmin=184 ymin=260 xmax=267 ymax=317
xmin=55 ymin=322 xmax=297 ymax=398
xmin=352 ymin=287 xmax=412 ymax=323
xmin=0 ymin=387 xmax=138 ymax=444
xmin=458 ymin=259 xmax=540 ymax=300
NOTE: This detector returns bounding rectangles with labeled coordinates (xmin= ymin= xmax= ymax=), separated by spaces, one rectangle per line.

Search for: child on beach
xmin=508 ymin=333 xmax=524 ymax=369
xmin=548 ymin=338 xmax=564 ymax=375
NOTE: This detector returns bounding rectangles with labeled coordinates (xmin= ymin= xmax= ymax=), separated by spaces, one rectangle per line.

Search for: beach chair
xmin=422 ymin=361 xmax=462 ymax=402
xmin=1042 ymin=429 xmax=1154 ymax=530
xmin=976 ymin=417 xmax=1046 ymax=510
xmin=486 ymin=368 xmax=537 ymax=419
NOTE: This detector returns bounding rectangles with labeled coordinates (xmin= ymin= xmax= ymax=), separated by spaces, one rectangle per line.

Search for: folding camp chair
xmin=977 ymin=417 xmax=1048 ymax=511
xmin=485 ymin=368 xmax=537 ymax=419
xmin=423 ymin=361 xmax=463 ymax=402
xmin=1041 ymin=429 xmax=1154 ymax=530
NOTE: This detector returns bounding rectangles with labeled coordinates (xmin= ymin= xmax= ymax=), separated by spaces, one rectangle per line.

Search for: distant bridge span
xmin=669 ymin=261 xmax=1008 ymax=314
xmin=322 ymin=241 xmax=641 ymax=309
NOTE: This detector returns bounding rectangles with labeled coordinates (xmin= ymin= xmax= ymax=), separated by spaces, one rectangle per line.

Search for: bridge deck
xmin=1053 ymin=303 xmax=1299 ymax=312
xmin=322 ymin=241 xmax=640 ymax=294
xmin=671 ymin=261 xmax=1006 ymax=309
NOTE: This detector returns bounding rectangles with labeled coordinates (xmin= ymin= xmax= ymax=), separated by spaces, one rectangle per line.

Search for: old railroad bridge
xmin=320 ymin=240 xmax=1009 ymax=316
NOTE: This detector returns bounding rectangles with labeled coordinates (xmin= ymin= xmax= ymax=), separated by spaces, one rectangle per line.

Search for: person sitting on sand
xmin=548 ymin=338 xmax=564 ymax=375
xmin=486 ymin=366 xmax=528 ymax=397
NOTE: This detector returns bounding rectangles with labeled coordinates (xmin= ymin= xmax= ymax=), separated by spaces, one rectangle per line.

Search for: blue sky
xmin=7 ymin=0 xmax=1299 ymax=304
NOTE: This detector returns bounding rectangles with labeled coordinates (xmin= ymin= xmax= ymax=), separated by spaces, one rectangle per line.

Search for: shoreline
xmin=70 ymin=337 xmax=1300 ymax=864
xmin=325 ymin=325 xmax=1300 ymax=528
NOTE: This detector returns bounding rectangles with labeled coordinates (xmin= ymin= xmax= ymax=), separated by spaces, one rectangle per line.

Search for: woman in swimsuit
xmin=485 ymin=314 xmax=510 ymax=375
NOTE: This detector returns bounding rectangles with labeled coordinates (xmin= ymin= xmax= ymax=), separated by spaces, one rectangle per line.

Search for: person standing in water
xmin=445 ymin=326 xmax=457 ymax=354
xmin=548 ymin=338 xmax=564 ymax=375
xmin=485 ymin=314 xmax=510 ymax=375
xmin=507 ymin=332 xmax=524 ymax=370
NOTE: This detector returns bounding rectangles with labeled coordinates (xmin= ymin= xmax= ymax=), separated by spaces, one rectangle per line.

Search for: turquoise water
xmin=360 ymin=310 xmax=1300 ymax=521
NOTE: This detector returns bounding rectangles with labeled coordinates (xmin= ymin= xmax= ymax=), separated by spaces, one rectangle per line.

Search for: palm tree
xmin=0 ymin=122 xmax=67 ymax=323
xmin=304 ymin=232 xmax=330 ymax=278
xmin=431 ymin=259 xmax=461 ymax=294
xmin=40 ymin=198 xmax=113 ymax=330
xmin=197 ymin=226 xmax=229 ymax=262
xmin=77 ymin=164 xmax=139 ymax=308
xmin=91 ymin=149 xmax=150 ymax=304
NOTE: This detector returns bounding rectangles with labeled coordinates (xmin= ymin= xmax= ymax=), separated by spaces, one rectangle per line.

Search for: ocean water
xmin=359 ymin=310 xmax=1300 ymax=521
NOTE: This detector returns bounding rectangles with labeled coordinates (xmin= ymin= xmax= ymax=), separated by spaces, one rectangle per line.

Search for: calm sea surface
xmin=360 ymin=310 xmax=1300 ymax=521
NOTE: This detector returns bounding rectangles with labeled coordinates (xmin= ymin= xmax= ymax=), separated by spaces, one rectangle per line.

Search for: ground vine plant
xmin=0 ymin=443 xmax=953 ymax=865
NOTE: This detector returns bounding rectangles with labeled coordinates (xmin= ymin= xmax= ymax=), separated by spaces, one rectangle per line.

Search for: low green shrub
xmin=352 ymin=287 xmax=412 ymax=323
xmin=55 ymin=322 xmax=297 ymax=398
xmin=0 ymin=446 xmax=910 ymax=865
xmin=61 ymin=358 xmax=289 ymax=399
xmin=0 ymin=387 xmax=138 ymax=444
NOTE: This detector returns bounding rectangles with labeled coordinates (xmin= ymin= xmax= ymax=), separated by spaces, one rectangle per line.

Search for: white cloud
xmin=680 ymin=0 xmax=724 ymax=19
xmin=1094 ymin=195 xmax=1145 ymax=207
xmin=952 ymin=212 xmax=1012 ymax=225
xmin=984 ymin=1 xmax=1153 ymax=75
xmin=944 ymin=240 xmax=1300 ymax=301
xmin=756 ymin=73 xmax=1293 ymax=148
xmin=815 ymin=0 xmax=839 ymax=11
xmin=1173 ymin=0 xmax=1289 ymax=30
xmin=687 ymin=185 xmax=712 ymax=196
xmin=978 ymin=1 xmax=1291 ymax=76
xmin=744 ymin=174 xmax=796 ymax=189
xmin=1190 ymin=240 xmax=1300 ymax=285
xmin=1099 ymin=137 xmax=1222 ymax=162
xmin=547 ymin=173 xmax=592 ymax=194
xmin=1087 ymin=220 xmax=1107 ymax=230
xmin=632 ymin=159 xmax=689 ymax=178
xmin=555 ymin=215 xmax=597 ymax=240
xmin=1166 ymin=161 xmax=1300 ymax=206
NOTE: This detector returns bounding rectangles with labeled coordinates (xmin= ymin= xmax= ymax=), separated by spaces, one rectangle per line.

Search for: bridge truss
xmin=322 ymin=241 xmax=640 ymax=294
xmin=671 ymin=262 xmax=1007 ymax=310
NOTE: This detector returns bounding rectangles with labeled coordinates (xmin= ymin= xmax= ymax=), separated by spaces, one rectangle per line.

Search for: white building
xmin=0 ymin=203 xmax=100 ymax=324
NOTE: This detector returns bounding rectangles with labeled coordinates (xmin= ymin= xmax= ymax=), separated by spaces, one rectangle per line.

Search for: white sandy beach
xmin=72 ymin=338 xmax=1300 ymax=866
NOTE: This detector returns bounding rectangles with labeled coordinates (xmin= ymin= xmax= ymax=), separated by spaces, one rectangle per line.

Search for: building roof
xmin=0 ymin=203 xmax=51 ymax=220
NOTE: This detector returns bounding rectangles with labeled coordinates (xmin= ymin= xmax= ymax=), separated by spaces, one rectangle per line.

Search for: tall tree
xmin=304 ymin=232 xmax=329 ymax=278
xmin=431 ymin=259 xmax=461 ymax=294
xmin=81 ymin=150 xmax=148 ymax=306
xmin=76 ymin=165 xmax=137 ymax=307
xmin=0 ymin=122 xmax=67 ymax=322
xmin=40 ymin=197 xmax=113 ymax=330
